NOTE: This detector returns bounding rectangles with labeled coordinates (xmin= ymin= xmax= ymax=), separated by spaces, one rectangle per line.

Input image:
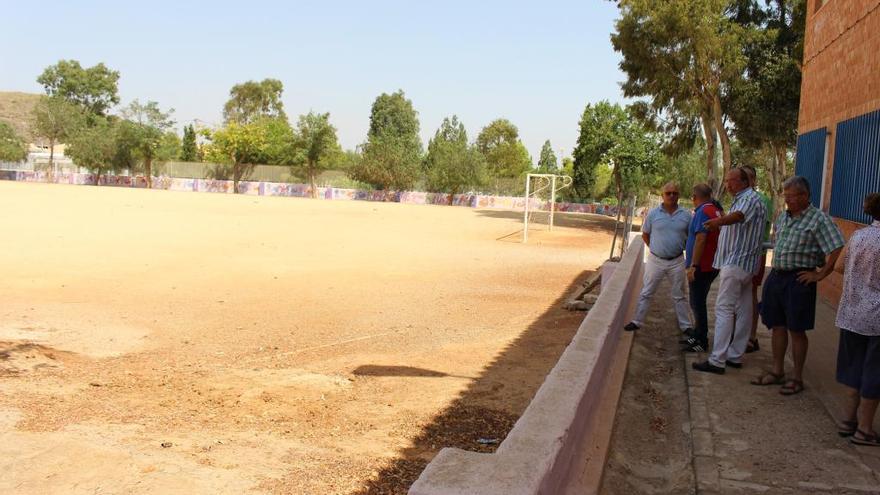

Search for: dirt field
xmin=0 ymin=181 xmax=615 ymax=494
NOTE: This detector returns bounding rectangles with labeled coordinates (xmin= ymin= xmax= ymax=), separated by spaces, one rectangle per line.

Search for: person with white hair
xmin=751 ymin=176 xmax=844 ymax=395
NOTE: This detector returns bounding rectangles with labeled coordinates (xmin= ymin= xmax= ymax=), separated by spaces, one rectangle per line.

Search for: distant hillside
xmin=0 ymin=91 xmax=41 ymax=142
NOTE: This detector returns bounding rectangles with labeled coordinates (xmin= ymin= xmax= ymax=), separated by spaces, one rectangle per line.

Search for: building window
xmin=830 ymin=108 xmax=880 ymax=224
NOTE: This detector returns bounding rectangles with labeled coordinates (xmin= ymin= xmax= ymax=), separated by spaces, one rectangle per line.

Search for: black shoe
xmin=682 ymin=328 xmax=695 ymax=339
xmin=624 ymin=322 xmax=640 ymax=331
xmin=680 ymin=336 xmax=698 ymax=345
xmin=683 ymin=342 xmax=708 ymax=353
xmin=746 ymin=338 xmax=760 ymax=354
xmin=725 ymin=360 xmax=743 ymax=369
xmin=692 ymin=360 xmax=725 ymax=374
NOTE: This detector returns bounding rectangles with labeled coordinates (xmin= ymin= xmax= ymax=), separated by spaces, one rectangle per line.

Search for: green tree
xmin=727 ymin=0 xmax=805 ymax=215
xmin=180 ymin=124 xmax=198 ymax=161
xmin=573 ymin=101 xmax=661 ymax=202
xmin=424 ymin=116 xmax=487 ymax=200
xmin=203 ymin=118 xmax=289 ymax=193
xmin=536 ymin=140 xmax=558 ymax=173
xmin=65 ymin=117 xmax=123 ymax=184
xmin=223 ymin=79 xmax=287 ymax=125
xmin=612 ymin=0 xmax=745 ymax=195
xmin=30 ymin=96 xmax=85 ymax=172
xmin=37 ymin=60 xmax=120 ymax=116
xmin=475 ymin=119 xmax=532 ymax=180
xmin=351 ymin=90 xmax=423 ymax=191
xmin=572 ymin=101 xmax=628 ymax=201
xmin=118 ymin=100 xmax=176 ymax=188
xmin=0 ymin=122 xmax=28 ymax=162
xmin=289 ymin=112 xmax=341 ymax=198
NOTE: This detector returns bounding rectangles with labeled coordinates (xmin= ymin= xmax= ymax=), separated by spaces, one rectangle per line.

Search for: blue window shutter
xmin=794 ymin=128 xmax=827 ymax=208
xmin=831 ymin=109 xmax=880 ymax=224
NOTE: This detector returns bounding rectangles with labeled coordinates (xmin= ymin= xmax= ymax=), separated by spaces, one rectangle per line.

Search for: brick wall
xmin=800 ymin=0 xmax=880 ymax=306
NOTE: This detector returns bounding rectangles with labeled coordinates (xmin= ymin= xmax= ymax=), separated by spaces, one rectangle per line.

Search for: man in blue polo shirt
xmin=624 ymin=182 xmax=693 ymax=334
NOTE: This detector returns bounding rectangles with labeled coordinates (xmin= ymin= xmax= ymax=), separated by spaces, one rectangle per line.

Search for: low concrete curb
xmin=409 ymin=240 xmax=645 ymax=495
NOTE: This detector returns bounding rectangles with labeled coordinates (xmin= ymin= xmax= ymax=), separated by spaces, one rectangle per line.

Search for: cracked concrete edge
xmin=684 ymin=354 xmax=720 ymax=494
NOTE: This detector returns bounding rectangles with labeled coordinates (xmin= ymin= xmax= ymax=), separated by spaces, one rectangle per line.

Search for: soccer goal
xmin=522 ymin=173 xmax=573 ymax=243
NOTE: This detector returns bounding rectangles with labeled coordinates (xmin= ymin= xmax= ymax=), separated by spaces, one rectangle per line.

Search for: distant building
xmin=795 ymin=0 xmax=880 ymax=303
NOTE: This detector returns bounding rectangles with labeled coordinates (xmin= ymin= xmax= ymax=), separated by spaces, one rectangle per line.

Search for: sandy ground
xmin=0 ymin=181 xmax=616 ymax=494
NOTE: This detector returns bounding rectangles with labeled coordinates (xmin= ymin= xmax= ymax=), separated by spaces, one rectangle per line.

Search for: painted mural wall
xmin=0 ymin=171 xmax=642 ymax=217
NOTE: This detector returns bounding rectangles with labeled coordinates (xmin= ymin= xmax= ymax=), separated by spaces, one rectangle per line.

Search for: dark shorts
xmin=836 ymin=329 xmax=880 ymax=400
xmin=760 ymin=269 xmax=817 ymax=331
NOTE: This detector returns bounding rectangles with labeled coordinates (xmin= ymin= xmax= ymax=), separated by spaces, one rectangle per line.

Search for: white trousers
xmin=709 ymin=265 xmax=753 ymax=367
xmin=632 ymin=253 xmax=692 ymax=330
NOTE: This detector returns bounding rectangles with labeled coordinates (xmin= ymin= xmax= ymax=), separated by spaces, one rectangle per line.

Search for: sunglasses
xmin=663 ymin=192 xmax=680 ymax=196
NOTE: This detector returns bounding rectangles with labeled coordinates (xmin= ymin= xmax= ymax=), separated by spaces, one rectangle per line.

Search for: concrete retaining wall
xmin=0 ymin=170 xmax=646 ymax=216
xmin=409 ymin=239 xmax=645 ymax=495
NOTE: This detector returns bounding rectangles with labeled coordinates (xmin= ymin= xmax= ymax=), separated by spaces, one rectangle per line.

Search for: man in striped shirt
xmin=751 ymin=176 xmax=845 ymax=395
xmin=693 ymin=168 xmax=767 ymax=374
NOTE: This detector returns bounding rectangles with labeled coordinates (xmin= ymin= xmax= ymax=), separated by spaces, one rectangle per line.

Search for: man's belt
xmin=772 ymin=267 xmax=816 ymax=274
xmin=651 ymin=253 xmax=682 ymax=261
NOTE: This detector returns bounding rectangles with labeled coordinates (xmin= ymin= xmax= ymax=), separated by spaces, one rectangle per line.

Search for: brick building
xmin=795 ymin=0 xmax=880 ymax=303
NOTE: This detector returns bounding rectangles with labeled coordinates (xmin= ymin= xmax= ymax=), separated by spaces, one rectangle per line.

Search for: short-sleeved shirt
xmin=713 ymin=187 xmax=767 ymax=273
xmin=643 ymin=205 xmax=691 ymax=259
xmin=771 ymin=205 xmax=845 ymax=270
xmin=836 ymin=221 xmax=880 ymax=336
xmin=686 ymin=201 xmax=722 ymax=271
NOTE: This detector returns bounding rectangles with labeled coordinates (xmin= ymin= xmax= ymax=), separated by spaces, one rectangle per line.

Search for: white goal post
xmin=522 ymin=173 xmax=573 ymax=243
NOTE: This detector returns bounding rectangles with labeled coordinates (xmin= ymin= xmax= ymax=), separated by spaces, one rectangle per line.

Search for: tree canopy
xmin=572 ymin=101 xmax=661 ymax=201
xmin=424 ymin=116 xmax=487 ymax=198
xmin=30 ymin=95 xmax=85 ymax=170
xmin=475 ymin=119 xmax=532 ymax=180
xmin=37 ymin=60 xmax=120 ymax=116
xmin=351 ymin=90 xmax=423 ymax=191
xmin=0 ymin=122 xmax=28 ymax=162
xmin=288 ymin=112 xmax=341 ymax=198
xmin=536 ymin=140 xmax=558 ymax=173
xmin=117 ymin=100 xmax=176 ymax=187
xmin=223 ymin=79 xmax=287 ymax=125
xmin=180 ymin=124 xmax=199 ymax=162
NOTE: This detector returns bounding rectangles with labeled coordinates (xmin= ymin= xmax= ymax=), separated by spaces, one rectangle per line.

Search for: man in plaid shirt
xmin=751 ymin=176 xmax=845 ymax=395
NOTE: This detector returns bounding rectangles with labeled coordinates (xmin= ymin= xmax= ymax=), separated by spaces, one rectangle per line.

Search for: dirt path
xmin=0 ymin=181 xmax=615 ymax=494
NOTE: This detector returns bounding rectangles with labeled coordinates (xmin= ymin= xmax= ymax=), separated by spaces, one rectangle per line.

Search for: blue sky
xmin=0 ymin=0 xmax=627 ymax=162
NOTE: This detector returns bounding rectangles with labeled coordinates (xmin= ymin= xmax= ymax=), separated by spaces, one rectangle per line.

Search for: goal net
xmin=522 ymin=174 xmax=572 ymax=243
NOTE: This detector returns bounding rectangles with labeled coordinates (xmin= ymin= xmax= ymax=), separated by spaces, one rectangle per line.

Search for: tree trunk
xmin=769 ymin=142 xmax=790 ymax=218
xmin=700 ymin=112 xmax=718 ymax=194
xmin=712 ymin=93 xmax=732 ymax=197
xmin=48 ymin=138 xmax=56 ymax=180
xmin=309 ymin=165 xmax=317 ymax=199
xmin=233 ymin=162 xmax=240 ymax=194
xmin=145 ymin=157 xmax=153 ymax=189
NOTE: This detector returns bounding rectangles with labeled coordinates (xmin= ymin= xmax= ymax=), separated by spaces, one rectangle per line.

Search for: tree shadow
xmin=352 ymin=365 xmax=472 ymax=380
xmin=349 ymin=270 xmax=596 ymax=494
xmin=474 ymin=209 xmax=641 ymax=237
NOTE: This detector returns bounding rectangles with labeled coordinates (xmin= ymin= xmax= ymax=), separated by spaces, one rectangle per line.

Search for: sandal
xmin=750 ymin=370 xmax=785 ymax=386
xmin=851 ymin=430 xmax=880 ymax=447
xmin=838 ymin=420 xmax=858 ymax=437
xmin=746 ymin=338 xmax=760 ymax=353
xmin=780 ymin=379 xmax=804 ymax=395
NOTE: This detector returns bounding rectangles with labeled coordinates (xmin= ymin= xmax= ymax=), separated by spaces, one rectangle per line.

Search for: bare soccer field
xmin=0 ymin=181 xmax=615 ymax=494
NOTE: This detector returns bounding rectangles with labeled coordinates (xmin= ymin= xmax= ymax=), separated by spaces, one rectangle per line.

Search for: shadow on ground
xmin=349 ymin=270 xmax=595 ymax=494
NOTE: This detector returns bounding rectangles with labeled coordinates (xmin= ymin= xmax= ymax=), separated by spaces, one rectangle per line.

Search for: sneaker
xmin=624 ymin=322 xmax=640 ymax=331
xmin=683 ymin=342 xmax=707 ymax=353
xmin=725 ymin=360 xmax=743 ymax=369
xmin=680 ymin=336 xmax=698 ymax=345
xmin=692 ymin=360 xmax=725 ymax=374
